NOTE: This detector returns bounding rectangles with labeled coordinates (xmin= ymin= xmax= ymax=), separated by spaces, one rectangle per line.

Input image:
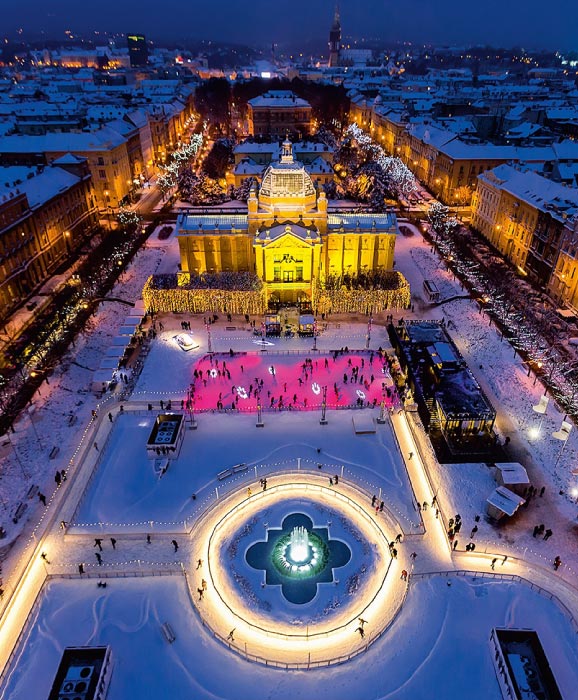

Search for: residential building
xmin=247 ymin=91 xmax=312 ymax=139
xmin=0 ymin=160 xmax=98 ymax=321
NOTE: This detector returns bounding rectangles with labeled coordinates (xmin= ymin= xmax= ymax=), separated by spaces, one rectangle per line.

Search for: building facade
xmin=247 ymin=91 xmax=312 ymax=139
xmin=0 ymin=160 xmax=98 ymax=322
xmin=178 ymin=140 xmax=400 ymax=305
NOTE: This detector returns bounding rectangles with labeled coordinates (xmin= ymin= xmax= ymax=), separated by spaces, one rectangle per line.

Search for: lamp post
xmin=206 ymin=323 xmax=212 ymax=354
xmin=256 ymin=403 xmax=264 ymax=428
xmin=320 ymin=385 xmax=328 ymax=425
xmin=366 ymin=314 xmax=373 ymax=349
xmin=313 ymin=320 xmax=317 ymax=351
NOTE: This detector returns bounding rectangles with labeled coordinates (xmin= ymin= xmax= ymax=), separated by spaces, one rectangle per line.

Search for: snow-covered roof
xmin=0 ymin=165 xmax=82 ymax=208
xmin=248 ymin=90 xmax=310 ymax=109
xmin=486 ymin=486 xmax=525 ymax=516
xmin=494 ymin=462 xmax=530 ymax=486
xmin=479 ymin=164 xmax=578 ymax=220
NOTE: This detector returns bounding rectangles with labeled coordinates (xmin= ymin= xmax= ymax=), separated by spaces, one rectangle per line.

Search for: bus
xmin=423 ymin=279 xmax=440 ymax=303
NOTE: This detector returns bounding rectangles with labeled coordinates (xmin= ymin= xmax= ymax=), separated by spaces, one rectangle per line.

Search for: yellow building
xmin=178 ymin=140 xmax=400 ymax=305
xmin=472 ymin=164 xmax=578 ymax=292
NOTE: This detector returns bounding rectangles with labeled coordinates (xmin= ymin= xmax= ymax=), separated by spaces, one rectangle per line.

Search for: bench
xmin=161 ymin=622 xmax=176 ymax=643
xmin=225 ymin=326 xmax=237 ymax=331
xmin=217 ymin=469 xmax=233 ymax=481
xmin=67 ymin=414 xmax=77 ymax=427
xmin=12 ymin=502 xmax=27 ymax=524
xmin=49 ymin=446 xmax=60 ymax=460
xmin=232 ymin=463 xmax=248 ymax=474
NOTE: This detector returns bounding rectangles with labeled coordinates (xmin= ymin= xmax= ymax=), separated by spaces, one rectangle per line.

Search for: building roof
xmin=486 ymin=486 xmax=525 ymax=516
xmin=248 ymin=90 xmax=310 ymax=109
xmin=327 ymin=213 xmax=398 ymax=233
xmin=479 ymin=164 xmax=578 ymax=221
xmin=0 ymin=165 xmax=81 ymax=208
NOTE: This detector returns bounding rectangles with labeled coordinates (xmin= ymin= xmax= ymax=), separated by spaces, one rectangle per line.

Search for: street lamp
xmin=320 ymin=385 xmax=328 ymax=425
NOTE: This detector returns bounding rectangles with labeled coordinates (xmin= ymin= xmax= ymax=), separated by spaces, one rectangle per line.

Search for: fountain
xmin=289 ymin=526 xmax=309 ymax=563
xmin=246 ymin=512 xmax=351 ymax=603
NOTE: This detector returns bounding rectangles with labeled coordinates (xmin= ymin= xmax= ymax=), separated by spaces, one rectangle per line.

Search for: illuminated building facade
xmin=178 ymin=140 xmax=400 ymax=305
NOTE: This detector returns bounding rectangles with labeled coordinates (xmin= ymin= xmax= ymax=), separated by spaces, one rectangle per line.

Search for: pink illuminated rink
xmin=187 ymin=351 xmax=399 ymax=412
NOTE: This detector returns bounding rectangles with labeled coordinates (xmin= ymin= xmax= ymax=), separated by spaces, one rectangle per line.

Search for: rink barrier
xmin=68 ymin=459 xmax=421 ymax=535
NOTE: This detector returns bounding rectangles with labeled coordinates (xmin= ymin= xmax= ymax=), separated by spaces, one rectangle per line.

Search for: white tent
xmin=111 ymin=336 xmax=129 ymax=347
xmin=99 ymin=357 xmax=121 ymax=370
xmin=91 ymin=369 xmax=114 ymax=395
xmin=118 ymin=326 xmax=137 ymax=336
xmin=105 ymin=346 xmax=126 ymax=359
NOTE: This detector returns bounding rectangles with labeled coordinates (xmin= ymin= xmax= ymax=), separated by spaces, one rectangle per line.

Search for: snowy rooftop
xmin=248 ymin=90 xmax=311 ymax=109
xmin=479 ymin=164 xmax=578 ymax=220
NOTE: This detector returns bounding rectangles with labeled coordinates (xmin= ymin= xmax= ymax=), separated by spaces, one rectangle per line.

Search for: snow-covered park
xmin=1 ymin=220 xmax=577 ymax=699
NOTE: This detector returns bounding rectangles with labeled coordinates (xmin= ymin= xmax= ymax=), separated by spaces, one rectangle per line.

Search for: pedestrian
xmin=401 ymin=569 xmax=408 ymax=581
xmin=41 ymin=552 xmax=50 ymax=564
xmin=334 ymin=474 xmax=339 ymax=485
xmin=95 ymin=552 xmax=103 ymax=565
xmin=491 ymin=558 xmax=497 ymax=570
xmin=392 ymin=548 xmax=397 ymax=559
xmin=417 ymin=502 xmax=422 ymax=513
xmin=171 ymin=539 xmax=179 ymax=553
xmin=395 ymin=533 xmax=402 ymax=543
xmin=380 ymin=501 xmax=384 ymax=512
xmin=108 ymin=412 xmax=113 ymax=423
xmin=435 ymin=508 xmax=439 ymax=519
xmin=544 ymin=528 xmax=553 ymax=540
xmin=202 ymin=578 xmax=207 ymax=591
xmin=409 ymin=452 xmax=413 ymax=460
xmin=227 ymin=628 xmax=236 ymax=641
xmin=554 ymin=556 xmax=562 ymax=571
xmin=410 ymin=552 xmax=417 ymax=560
xmin=247 ymin=487 xmax=252 ymax=497
xmin=539 ymin=486 xmax=545 ymax=497
xmin=94 ymin=538 xmax=103 ymax=551
xmin=146 ymin=534 xmax=151 ymax=544
xmin=93 ymin=441 xmax=98 ymax=451
xmin=38 ymin=493 xmax=47 ymax=506
xmin=55 ymin=471 xmax=61 ymax=486
xmin=110 ymin=538 xmax=117 ymax=550
xmin=537 ymin=524 xmax=545 ymax=535
xmin=453 ymin=540 xmax=458 ymax=550
xmin=329 ymin=477 xmax=333 ymax=486
xmin=357 ymin=626 xmax=365 ymax=639
xmin=502 ymin=555 xmax=508 ymax=565
xmin=197 ymin=559 xmax=203 ymax=569
xmin=532 ymin=525 xmax=539 ymax=538
xmin=197 ymin=587 xmax=204 ymax=600
xmin=78 ymin=563 xmax=84 ymax=575
xmin=422 ymin=501 xmax=428 ymax=511
xmin=371 ymin=495 xmax=377 ymax=507
xmin=470 ymin=526 xmax=478 ymax=538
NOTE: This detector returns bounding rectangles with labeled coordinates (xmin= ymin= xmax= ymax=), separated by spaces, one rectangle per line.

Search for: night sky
xmin=3 ymin=0 xmax=575 ymax=50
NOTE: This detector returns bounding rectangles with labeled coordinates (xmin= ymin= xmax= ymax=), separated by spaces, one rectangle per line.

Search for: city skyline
xmin=2 ymin=0 xmax=577 ymax=51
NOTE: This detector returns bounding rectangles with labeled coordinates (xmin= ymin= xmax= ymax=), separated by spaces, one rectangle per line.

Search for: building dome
xmin=258 ymin=139 xmax=317 ymax=213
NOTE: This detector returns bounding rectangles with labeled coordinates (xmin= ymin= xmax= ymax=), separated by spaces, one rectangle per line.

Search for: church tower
xmin=328 ymin=5 xmax=341 ymax=68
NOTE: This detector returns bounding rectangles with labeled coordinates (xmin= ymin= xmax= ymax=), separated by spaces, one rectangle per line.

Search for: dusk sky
xmin=3 ymin=0 xmax=576 ymax=50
